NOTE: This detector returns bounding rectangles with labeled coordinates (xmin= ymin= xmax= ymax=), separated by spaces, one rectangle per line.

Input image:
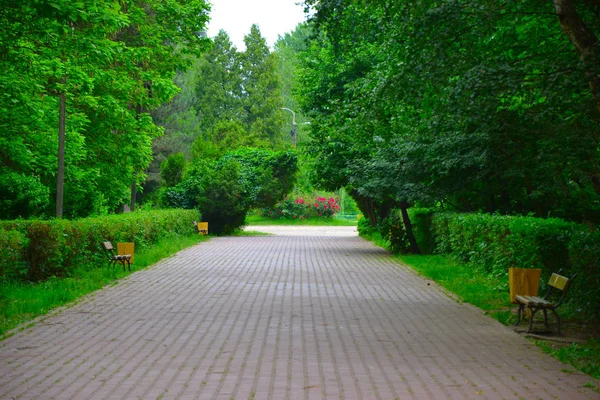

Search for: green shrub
xmin=357 ymin=215 xmax=374 ymax=236
xmin=0 ymin=169 xmax=49 ymax=219
xmin=567 ymin=229 xmax=600 ymax=315
xmin=408 ymin=209 xmax=436 ymax=254
xmin=166 ymin=148 xmax=298 ymax=234
xmin=0 ymin=230 xmax=28 ymax=281
xmin=0 ymin=209 xmax=198 ymax=282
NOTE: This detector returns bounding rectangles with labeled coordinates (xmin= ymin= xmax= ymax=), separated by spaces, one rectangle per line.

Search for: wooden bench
xmin=514 ymin=272 xmax=575 ymax=334
xmin=101 ymin=241 xmax=132 ymax=271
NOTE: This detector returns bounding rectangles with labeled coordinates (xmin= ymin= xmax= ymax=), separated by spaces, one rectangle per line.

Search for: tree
xmin=274 ymin=24 xmax=312 ymax=144
xmin=194 ymin=31 xmax=245 ymax=137
xmin=299 ymin=0 xmax=600 ymax=234
xmin=160 ymin=153 xmax=187 ymax=187
xmin=0 ymin=0 xmax=211 ymax=219
xmin=241 ymin=25 xmax=286 ymax=147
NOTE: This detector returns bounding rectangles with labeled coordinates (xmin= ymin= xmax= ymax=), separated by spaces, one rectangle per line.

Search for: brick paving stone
xmin=0 ymin=226 xmax=598 ymax=399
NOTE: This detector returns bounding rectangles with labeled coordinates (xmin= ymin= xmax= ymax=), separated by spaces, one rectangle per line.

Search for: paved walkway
xmin=0 ymin=227 xmax=597 ymax=399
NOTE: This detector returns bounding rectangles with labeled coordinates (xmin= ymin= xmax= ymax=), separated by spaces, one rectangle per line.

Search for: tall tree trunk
xmin=399 ymin=201 xmax=420 ymax=254
xmin=553 ymin=0 xmax=600 ymax=109
xmin=349 ymin=189 xmax=377 ymax=226
xmin=130 ymin=171 xmax=137 ymax=211
xmin=56 ymin=90 xmax=66 ymax=218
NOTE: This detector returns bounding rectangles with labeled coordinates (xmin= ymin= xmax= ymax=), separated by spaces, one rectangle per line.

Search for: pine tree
xmin=240 ymin=25 xmax=285 ymax=148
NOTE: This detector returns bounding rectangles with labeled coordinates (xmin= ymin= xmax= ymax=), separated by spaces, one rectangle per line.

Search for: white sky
xmin=206 ymin=0 xmax=308 ymax=50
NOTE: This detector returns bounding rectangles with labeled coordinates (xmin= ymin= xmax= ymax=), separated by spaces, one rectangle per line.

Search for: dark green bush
xmin=165 ymin=148 xmax=298 ymax=234
xmin=408 ymin=209 xmax=436 ymax=254
xmin=0 ymin=209 xmax=198 ymax=282
xmin=388 ymin=210 xmax=410 ymax=253
xmin=357 ymin=216 xmax=373 ymax=236
xmin=0 ymin=229 xmax=28 ymax=281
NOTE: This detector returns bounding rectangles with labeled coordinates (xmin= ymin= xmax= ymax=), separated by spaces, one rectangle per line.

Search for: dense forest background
xmin=2 ymin=0 xmax=600 ymax=230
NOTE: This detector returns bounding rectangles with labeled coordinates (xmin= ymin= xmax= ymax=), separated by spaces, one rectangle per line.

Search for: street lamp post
xmin=281 ymin=107 xmax=297 ymax=148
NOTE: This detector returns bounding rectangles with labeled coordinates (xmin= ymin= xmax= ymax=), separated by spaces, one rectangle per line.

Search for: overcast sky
xmin=206 ymin=0 xmax=308 ymax=50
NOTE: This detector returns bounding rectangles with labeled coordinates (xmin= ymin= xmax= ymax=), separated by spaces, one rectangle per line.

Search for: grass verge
xmin=231 ymin=230 xmax=273 ymax=236
xmin=536 ymin=339 xmax=600 ymax=382
xmin=246 ymin=215 xmax=357 ymax=226
xmin=0 ymin=233 xmax=208 ymax=340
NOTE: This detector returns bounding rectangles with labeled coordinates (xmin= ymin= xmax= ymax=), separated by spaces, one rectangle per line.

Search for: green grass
xmin=230 ymin=230 xmax=273 ymax=236
xmin=0 ymin=233 xmax=208 ymax=339
xmin=245 ymin=215 xmax=357 ymax=226
xmin=398 ymin=254 xmax=512 ymax=312
xmin=536 ymin=339 xmax=600 ymax=380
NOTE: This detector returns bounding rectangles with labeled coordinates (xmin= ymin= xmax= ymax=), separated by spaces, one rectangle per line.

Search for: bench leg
xmin=551 ymin=309 xmax=561 ymax=335
xmin=527 ymin=306 xmax=539 ymax=333
xmin=514 ymin=303 xmax=524 ymax=326
xmin=119 ymin=259 xmax=131 ymax=272
xmin=543 ymin=309 xmax=550 ymax=329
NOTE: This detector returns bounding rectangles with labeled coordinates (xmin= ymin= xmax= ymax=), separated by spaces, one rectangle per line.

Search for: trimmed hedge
xmin=0 ymin=209 xmax=198 ymax=282
xmin=427 ymin=212 xmax=600 ymax=317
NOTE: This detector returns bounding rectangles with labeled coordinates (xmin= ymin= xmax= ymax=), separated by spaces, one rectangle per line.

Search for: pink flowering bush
xmin=312 ymin=196 xmax=341 ymax=218
xmin=261 ymin=195 xmax=341 ymax=219
xmin=261 ymin=197 xmax=310 ymax=220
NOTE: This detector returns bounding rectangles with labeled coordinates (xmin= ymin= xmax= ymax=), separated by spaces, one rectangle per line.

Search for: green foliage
xmin=195 ymin=158 xmax=249 ymax=235
xmin=408 ymin=209 xmax=436 ymax=255
xmin=0 ymin=0 xmax=211 ymax=219
xmin=0 ymin=230 xmax=28 ymax=282
xmin=387 ymin=211 xmax=410 ymax=254
xmin=537 ymin=339 xmax=600 ymax=380
xmin=298 ymin=0 xmax=600 ymax=225
xmin=160 ymin=153 xmax=186 ymax=187
xmin=430 ymin=212 xmax=600 ymax=317
xmin=0 ymin=209 xmax=198 ymax=282
xmin=149 ymin=27 xmax=296 ymax=200
xmin=400 ymin=254 xmax=511 ymax=312
xmin=357 ymin=216 xmax=374 ymax=236
xmin=246 ymin=214 xmax=356 ymax=226
xmin=165 ymin=148 xmax=298 ymax=234
xmin=191 ymin=120 xmax=263 ymax=160
xmin=241 ymin=25 xmax=285 ymax=147
xmin=0 ymin=169 xmax=50 ymax=219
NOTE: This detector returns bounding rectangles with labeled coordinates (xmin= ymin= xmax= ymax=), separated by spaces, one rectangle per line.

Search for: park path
xmin=0 ymin=226 xmax=598 ymax=399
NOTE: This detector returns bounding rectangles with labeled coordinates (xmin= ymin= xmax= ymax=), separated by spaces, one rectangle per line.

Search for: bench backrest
xmin=548 ymin=273 xmax=570 ymax=291
xmin=544 ymin=272 xmax=575 ymax=308
xmin=102 ymin=241 xmax=114 ymax=251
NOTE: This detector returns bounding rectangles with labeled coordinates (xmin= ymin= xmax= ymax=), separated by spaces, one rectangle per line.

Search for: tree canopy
xmin=0 ymin=0 xmax=211 ymax=218
xmin=298 ymin=0 xmax=600 ymax=228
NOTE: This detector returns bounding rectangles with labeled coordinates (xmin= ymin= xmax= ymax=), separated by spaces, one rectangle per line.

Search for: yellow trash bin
xmin=117 ymin=242 xmax=135 ymax=265
xmin=197 ymin=222 xmax=208 ymax=235
xmin=508 ymin=267 xmax=541 ymax=304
